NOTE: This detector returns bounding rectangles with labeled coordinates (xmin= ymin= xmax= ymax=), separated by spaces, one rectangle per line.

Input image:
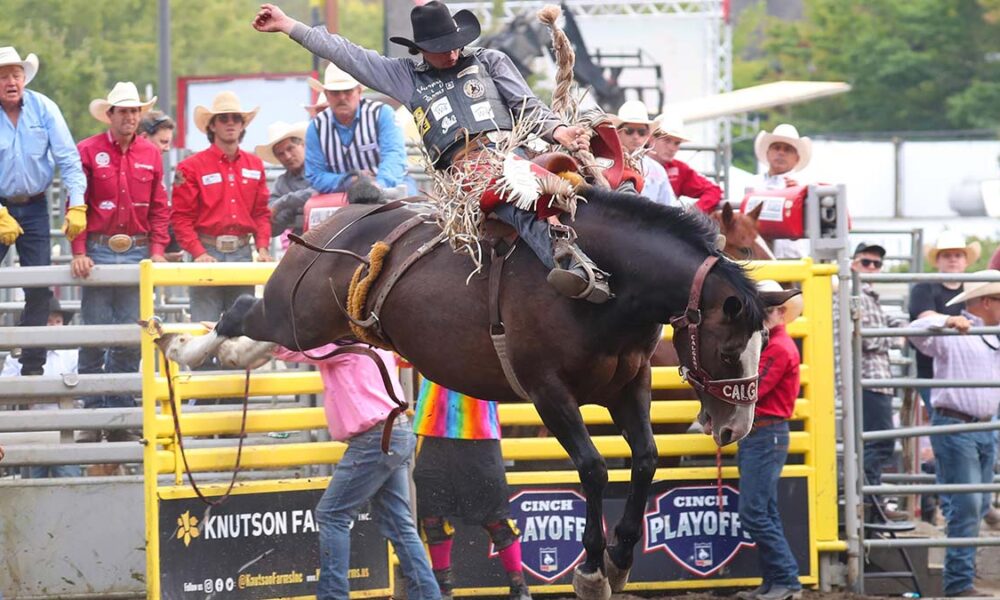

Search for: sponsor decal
xmin=134 ymin=162 xmax=154 ymax=170
xmin=412 ymin=107 xmax=431 ymax=135
xmin=457 ymin=65 xmax=480 ymax=78
xmin=744 ymin=196 xmax=785 ymax=222
xmin=172 ymin=507 xmax=326 ymax=547
xmin=98 ymin=200 xmax=116 ymax=210
xmin=241 ymin=168 xmax=262 ymax=180
xmin=439 ymin=115 xmax=457 ymax=133
xmin=500 ymin=489 xmax=591 ymax=583
xmin=95 ymin=152 xmax=111 ymax=167
xmin=470 ymin=101 xmax=495 ymax=122
xmin=643 ymin=485 xmax=754 ymax=577
xmin=201 ymin=173 xmax=222 ymax=185
xmin=463 ymin=79 xmax=486 ymax=99
xmin=445 ymin=81 xmax=455 ymax=90
xmin=430 ymin=97 xmax=453 ymax=120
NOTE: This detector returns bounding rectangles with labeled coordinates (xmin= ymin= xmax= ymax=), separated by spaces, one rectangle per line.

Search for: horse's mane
xmin=580 ymin=187 xmax=766 ymax=327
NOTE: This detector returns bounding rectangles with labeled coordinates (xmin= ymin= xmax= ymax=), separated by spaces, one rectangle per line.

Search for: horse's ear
xmin=747 ymin=202 xmax=764 ymax=222
xmin=721 ymin=202 xmax=734 ymax=225
xmin=715 ymin=234 xmax=727 ymax=251
xmin=723 ymin=296 xmax=743 ymax=319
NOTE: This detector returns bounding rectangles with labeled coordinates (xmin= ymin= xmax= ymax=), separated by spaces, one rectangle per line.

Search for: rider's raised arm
xmin=477 ymin=48 xmax=567 ymax=144
xmin=288 ymin=23 xmax=415 ymax=104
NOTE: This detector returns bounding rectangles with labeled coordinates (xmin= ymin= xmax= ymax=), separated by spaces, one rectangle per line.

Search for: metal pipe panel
xmin=861 ymin=326 xmax=1000 ymax=337
xmin=862 ymin=272 xmax=1000 ymax=283
xmin=862 ymin=419 xmax=1000 ymax=440
xmin=0 ymin=324 xmax=139 ymax=348
xmin=0 ymin=264 xmax=139 ymax=287
xmin=865 ymin=537 xmax=1000 ymax=549
xmin=862 ymin=378 xmax=1000 ymax=389
xmin=864 ymin=483 xmax=1000 ymax=494
xmin=0 ymin=373 xmax=141 ymax=398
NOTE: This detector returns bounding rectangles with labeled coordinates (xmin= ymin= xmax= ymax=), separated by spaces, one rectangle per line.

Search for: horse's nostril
xmin=719 ymin=428 xmax=734 ymax=446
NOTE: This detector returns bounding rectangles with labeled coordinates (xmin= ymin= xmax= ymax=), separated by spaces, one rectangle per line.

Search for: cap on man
xmin=0 ymin=46 xmax=88 ymax=375
xmin=649 ymin=113 xmax=722 ymax=213
xmin=612 ymin=100 xmax=675 ymax=206
xmin=255 ymin=120 xmax=315 ymax=236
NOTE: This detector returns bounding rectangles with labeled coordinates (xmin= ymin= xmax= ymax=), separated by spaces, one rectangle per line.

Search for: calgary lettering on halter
xmin=722 ymin=381 xmax=757 ymax=403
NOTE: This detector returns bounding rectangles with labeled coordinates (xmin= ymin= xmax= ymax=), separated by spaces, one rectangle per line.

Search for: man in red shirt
xmin=736 ymin=280 xmax=803 ymax=600
xmin=72 ymin=82 xmax=170 ymax=438
xmin=649 ymin=113 xmax=722 ymax=213
xmin=171 ymin=91 xmax=273 ymax=323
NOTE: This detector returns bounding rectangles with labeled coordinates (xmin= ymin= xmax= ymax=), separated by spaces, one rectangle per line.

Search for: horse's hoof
xmin=603 ymin=549 xmax=632 ymax=593
xmin=572 ymin=566 xmax=611 ymax=600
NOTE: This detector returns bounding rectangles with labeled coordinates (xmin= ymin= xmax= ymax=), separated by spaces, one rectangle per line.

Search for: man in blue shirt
xmin=304 ymin=62 xmax=407 ymax=193
xmin=0 ymin=47 xmax=87 ymax=376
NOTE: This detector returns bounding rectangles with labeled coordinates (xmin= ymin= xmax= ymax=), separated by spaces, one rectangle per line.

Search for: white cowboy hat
xmin=194 ymin=91 xmax=260 ymax=133
xmin=610 ymin=100 xmax=655 ymax=127
xmin=254 ymin=121 xmax=308 ymax=165
xmin=946 ymin=270 xmax=1000 ymax=306
xmin=653 ymin=113 xmax=689 ymax=141
xmin=308 ymin=63 xmax=360 ymax=93
xmin=302 ymin=100 xmax=329 ymax=118
xmin=757 ymin=279 xmax=804 ymax=324
xmin=88 ymin=82 xmax=157 ymax=124
xmin=0 ymin=47 xmax=38 ymax=85
xmin=754 ymin=123 xmax=812 ymax=171
xmin=926 ymin=230 xmax=981 ymax=264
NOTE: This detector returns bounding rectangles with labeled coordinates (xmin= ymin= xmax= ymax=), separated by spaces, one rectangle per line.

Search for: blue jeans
xmin=315 ymin=417 xmax=439 ymax=600
xmin=737 ymin=421 xmax=801 ymax=590
xmin=930 ymin=413 xmax=995 ymax=595
xmin=188 ymin=245 xmax=254 ymax=323
xmin=28 ymin=465 xmax=83 ymax=478
xmin=0 ymin=197 xmax=53 ymax=373
xmin=490 ymin=204 xmax=555 ymax=269
xmin=79 ymin=242 xmax=146 ymax=409
xmin=862 ymin=390 xmax=895 ymax=487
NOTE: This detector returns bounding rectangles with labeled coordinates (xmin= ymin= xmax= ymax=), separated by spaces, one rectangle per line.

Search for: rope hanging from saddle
xmin=347 ymin=241 xmax=392 ymax=348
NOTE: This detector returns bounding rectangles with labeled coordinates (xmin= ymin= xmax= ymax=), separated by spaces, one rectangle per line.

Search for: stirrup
xmin=547 ymin=242 xmax=613 ymax=304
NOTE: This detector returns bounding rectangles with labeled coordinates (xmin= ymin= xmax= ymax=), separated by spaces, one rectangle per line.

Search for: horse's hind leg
xmin=534 ymin=393 xmax=611 ymax=600
xmin=604 ymin=371 xmax=657 ymax=592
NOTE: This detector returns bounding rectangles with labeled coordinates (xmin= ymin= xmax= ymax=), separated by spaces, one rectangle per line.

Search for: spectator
xmin=736 ymin=280 xmax=804 ymax=600
xmin=412 ymin=380 xmax=531 ymax=600
xmin=171 ymin=91 xmax=273 ymax=324
xmin=648 ymin=113 xmax=722 ymax=213
xmin=1 ymin=297 xmax=82 ymax=477
xmin=747 ymin=124 xmax=812 ymax=258
xmin=909 ymin=270 xmax=1000 ymax=598
xmin=304 ymin=63 xmax=407 ymax=193
xmin=612 ymin=100 xmax=675 ymax=205
xmin=255 ymin=121 xmax=314 ymax=237
xmin=0 ymin=46 xmax=87 ymax=376
xmin=273 ymin=343 xmax=440 ymax=600
xmin=71 ymin=82 xmax=170 ymax=441
xmin=138 ymin=110 xmax=175 ymax=152
xmin=851 ymin=242 xmax=910 ymax=520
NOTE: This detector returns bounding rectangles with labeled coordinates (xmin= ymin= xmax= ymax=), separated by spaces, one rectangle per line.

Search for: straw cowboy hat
xmin=757 ymin=279 xmax=804 ymax=324
xmin=0 ymin=47 xmax=38 ymax=84
xmin=610 ymin=100 xmax=655 ymax=127
xmin=254 ymin=121 xmax=308 ymax=165
xmin=389 ymin=1 xmax=482 ymax=55
xmin=653 ymin=113 xmax=689 ymax=141
xmin=946 ymin=270 xmax=1000 ymax=306
xmin=88 ymin=82 xmax=156 ymax=124
xmin=926 ymin=230 xmax=981 ymax=264
xmin=308 ymin=63 xmax=360 ymax=93
xmin=193 ymin=91 xmax=260 ymax=133
xmin=754 ymin=123 xmax=812 ymax=171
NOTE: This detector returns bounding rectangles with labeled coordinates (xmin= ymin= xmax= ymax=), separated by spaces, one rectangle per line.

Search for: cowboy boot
xmin=508 ymin=571 xmax=532 ymax=600
xmin=433 ymin=567 xmax=455 ymax=600
xmin=546 ymin=223 xmax=613 ymax=304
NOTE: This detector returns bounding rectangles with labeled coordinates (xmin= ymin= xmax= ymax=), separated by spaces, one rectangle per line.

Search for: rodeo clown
xmin=253 ymin=1 xmax=614 ymax=303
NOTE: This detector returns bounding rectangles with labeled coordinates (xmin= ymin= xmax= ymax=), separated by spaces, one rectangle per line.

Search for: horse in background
xmin=710 ymin=202 xmax=775 ymax=261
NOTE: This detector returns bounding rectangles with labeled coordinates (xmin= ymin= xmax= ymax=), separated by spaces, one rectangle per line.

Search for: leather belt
xmin=752 ymin=416 xmax=786 ymax=430
xmin=935 ymin=407 xmax=990 ymax=423
xmin=92 ymin=233 xmax=149 ymax=253
xmin=199 ymin=233 xmax=250 ymax=253
xmin=0 ymin=193 xmax=45 ymax=205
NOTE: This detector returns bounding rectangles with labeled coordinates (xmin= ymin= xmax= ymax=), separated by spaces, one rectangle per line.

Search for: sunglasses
xmin=857 ymin=258 xmax=883 ymax=268
xmin=621 ymin=126 xmax=649 ymax=136
xmin=214 ymin=113 xmax=245 ymax=124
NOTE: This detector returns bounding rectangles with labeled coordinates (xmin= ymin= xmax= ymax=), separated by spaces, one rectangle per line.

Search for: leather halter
xmin=669 ymin=255 xmax=760 ymax=406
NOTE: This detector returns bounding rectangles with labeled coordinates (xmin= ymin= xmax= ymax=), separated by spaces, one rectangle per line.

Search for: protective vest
xmin=314 ymin=98 xmax=384 ymax=175
xmin=408 ymin=48 xmax=513 ymax=167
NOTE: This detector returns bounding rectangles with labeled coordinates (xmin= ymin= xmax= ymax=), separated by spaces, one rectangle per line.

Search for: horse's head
xmin=669 ymin=255 xmax=766 ymax=446
xmin=711 ymin=203 xmax=766 ymax=261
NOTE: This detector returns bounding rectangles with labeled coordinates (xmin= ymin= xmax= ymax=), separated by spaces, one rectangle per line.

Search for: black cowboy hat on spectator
xmin=853 ymin=241 xmax=886 ymax=258
xmin=389 ymin=1 xmax=481 ymax=56
xmin=48 ymin=296 xmax=73 ymax=324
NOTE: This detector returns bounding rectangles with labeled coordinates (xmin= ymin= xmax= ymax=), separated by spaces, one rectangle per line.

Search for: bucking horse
xmin=157 ymin=186 xmax=766 ymax=600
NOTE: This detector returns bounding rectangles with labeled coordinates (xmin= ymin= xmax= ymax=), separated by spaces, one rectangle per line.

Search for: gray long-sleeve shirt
xmin=288 ymin=23 xmax=565 ymax=142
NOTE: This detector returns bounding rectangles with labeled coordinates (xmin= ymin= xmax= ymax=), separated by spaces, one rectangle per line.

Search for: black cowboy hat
xmin=389 ymin=1 xmax=481 ymax=56
xmin=48 ymin=296 xmax=74 ymax=324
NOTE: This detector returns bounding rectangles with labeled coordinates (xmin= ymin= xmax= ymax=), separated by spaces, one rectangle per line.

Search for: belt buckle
xmin=107 ymin=234 xmax=133 ymax=253
xmin=216 ymin=235 xmax=240 ymax=253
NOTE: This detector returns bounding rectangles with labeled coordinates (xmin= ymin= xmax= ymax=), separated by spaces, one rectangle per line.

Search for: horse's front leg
xmin=534 ymin=390 xmax=611 ymax=600
xmin=605 ymin=368 xmax=657 ymax=592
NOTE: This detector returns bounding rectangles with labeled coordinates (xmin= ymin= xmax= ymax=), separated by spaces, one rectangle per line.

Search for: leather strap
xmin=488 ymin=245 xmax=531 ymax=400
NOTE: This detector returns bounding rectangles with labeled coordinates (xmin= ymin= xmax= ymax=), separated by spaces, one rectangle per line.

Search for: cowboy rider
xmin=253 ymin=1 xmax=612 ymax=303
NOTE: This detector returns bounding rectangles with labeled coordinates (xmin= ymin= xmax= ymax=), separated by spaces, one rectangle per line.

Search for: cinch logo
xmin=643 ymin=485 xmax=755 ymax=577
xmin=501 ymin=489 xmax=598 ymax=583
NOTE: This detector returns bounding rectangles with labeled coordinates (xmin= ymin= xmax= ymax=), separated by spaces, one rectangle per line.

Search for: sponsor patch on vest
xmin=99 ymin=200 xmax=116 ymax=210
xmin=440 ymin=115 xmax=457 ymax=133
xmin=470 ymin=101 xmax=495 ymax=122
xmin=430 ymin=97 xmax=453 ymax=120
xmin=445 ymin=81 xmax=455 ymax=90
xmin=457 ymin=65 xmax=480 ymax=78
xmin=463 ymin=79 xmax=486 ymax=99
xmin=201 ymin=173 xmax=223 ymax=185
xmin=643 ymin=485 xmax=755 ymax=577
xmin=95 ymin=152 xmax=111 ymax=167
xmin=241 ymin=168 xmax=262 ymax=180
xmin=499 ymin=489 xmax=589 ymax=583
xmin=412 ymin=107 xmax=431 ymax=134
xmin=135 ymin=162 xmax=155 ymax=170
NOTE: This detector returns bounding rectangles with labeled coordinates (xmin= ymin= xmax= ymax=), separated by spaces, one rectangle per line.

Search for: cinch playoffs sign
xmin=504 ymin=489 xmax=596 ymax=582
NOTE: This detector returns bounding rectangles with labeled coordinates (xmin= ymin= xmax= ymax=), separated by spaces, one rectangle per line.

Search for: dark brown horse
xmin=164 ymin=188 xmax=767 ymax=599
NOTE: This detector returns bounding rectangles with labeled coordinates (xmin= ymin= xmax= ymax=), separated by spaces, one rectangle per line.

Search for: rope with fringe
xmin=347 ymin=241 xmax=392 ymax=348
xmin=537 ymin=4 xmax=609 ymax=189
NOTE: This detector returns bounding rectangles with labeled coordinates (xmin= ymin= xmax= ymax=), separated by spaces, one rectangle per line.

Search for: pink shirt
xmin=274 ymin=343 xmax=404 ymax=441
